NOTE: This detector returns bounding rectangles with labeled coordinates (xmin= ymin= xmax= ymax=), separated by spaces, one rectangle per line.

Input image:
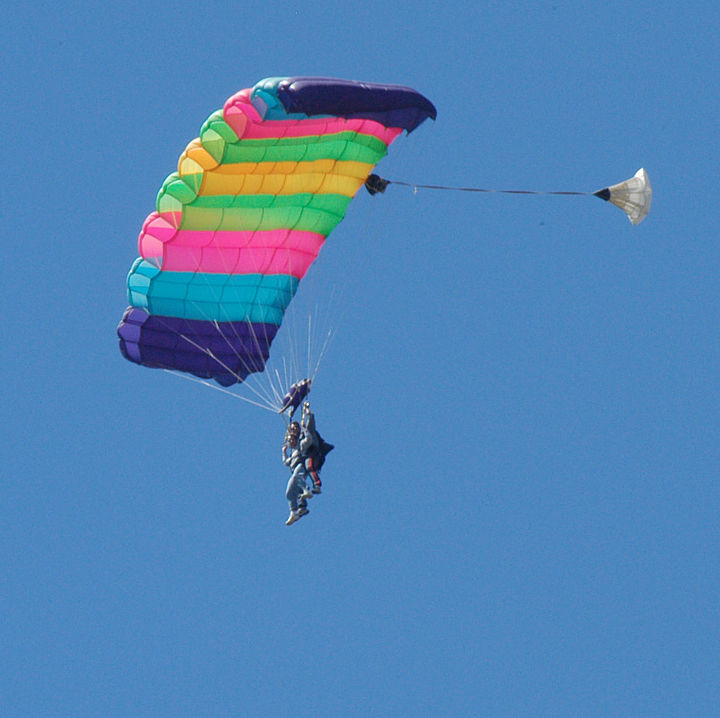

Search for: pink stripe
xmin=137 ymin=213 xmax=175 ymax=259
xmin=223 ymin=89 xmax=403 ymax=145
xmin=139 ymin=214 xmax=324 ymax=277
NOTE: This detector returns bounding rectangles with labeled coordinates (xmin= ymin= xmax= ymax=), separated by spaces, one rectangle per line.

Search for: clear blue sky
xmin=3 ymin=2 xmax=719 ymax=716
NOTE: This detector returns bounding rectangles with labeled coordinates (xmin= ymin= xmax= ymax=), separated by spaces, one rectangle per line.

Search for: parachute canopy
xmin=594 ymin=168 xmax=652 ymax=225
xmin=117 ymin=77 xmax=436 ymax=386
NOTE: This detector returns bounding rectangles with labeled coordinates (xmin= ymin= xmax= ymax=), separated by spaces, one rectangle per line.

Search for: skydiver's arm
xmin=300 ymin=432 xmax=313 ymax=455
xmin=302 ymin=409 xmax=319 ymax=445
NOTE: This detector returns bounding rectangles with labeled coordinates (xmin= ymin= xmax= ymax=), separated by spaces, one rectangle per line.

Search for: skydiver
xmin=300 ymin=402 xmax=334 ymax=495
xmin=282 ymin=420 xmax=313 ymax=526
xmin=278 ymin=378 xmax=312 ymax=418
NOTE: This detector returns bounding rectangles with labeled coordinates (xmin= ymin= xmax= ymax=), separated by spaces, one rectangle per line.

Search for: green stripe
xmin=222 ymin=131 xmax=388 ymax=164
xmin=179 ymin=193 xmax=352 ymax=234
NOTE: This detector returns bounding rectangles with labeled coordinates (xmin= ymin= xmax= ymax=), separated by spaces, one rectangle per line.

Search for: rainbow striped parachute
xmin=117 ymin=77 xmax=435 ymax=387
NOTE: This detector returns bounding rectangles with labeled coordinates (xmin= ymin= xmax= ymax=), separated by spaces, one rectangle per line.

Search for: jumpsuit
xmin=283 ymin=430 xmax=313 ymax=512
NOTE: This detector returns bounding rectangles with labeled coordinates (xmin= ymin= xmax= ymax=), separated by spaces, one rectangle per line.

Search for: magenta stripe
xmin=139 ymin=213 xmax=324 ymax=277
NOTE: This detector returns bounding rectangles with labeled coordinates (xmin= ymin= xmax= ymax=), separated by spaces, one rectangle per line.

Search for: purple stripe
xmin=117 ymin=307 xmax=279 ymax=386
xmin=275 ymin=77 xmax=437 ymax=132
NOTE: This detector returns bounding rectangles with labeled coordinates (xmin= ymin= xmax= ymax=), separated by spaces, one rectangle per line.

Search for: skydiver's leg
xmin=307 ymin=457 xmax=322 ymax=493
xmin=286 ymin=476 xmax=297 ymax=512
xmin=286 ymin=470 xmax=301 ymax=511
xmin=295 ymin=468 xmax=310 ymax=516
xmin=287 ymin=465 xmax=310 ymax=510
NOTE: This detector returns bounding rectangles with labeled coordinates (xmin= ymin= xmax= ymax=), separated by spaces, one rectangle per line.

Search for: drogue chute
xmin=593 ymin=168 xmax=652 ymax=225
xmin=366 ymin=168 xmax=653 ymax=225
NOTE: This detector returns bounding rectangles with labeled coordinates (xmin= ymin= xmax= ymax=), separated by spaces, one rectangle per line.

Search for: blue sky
xmin=2 ymin=2 xmax=719 ymax=716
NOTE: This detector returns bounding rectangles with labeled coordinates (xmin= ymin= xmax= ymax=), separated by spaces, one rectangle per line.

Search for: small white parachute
xmin=594 ymin=168 xmax=652 ymax=225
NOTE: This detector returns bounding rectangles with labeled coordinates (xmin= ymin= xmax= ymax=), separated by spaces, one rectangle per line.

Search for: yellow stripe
xmin=210 ymin=159 xmax=371 ymax=177
xmin=196 ymin=159 xmax=374 ymax=197
xmin=179 ymin=138 xmax=218 ymax=171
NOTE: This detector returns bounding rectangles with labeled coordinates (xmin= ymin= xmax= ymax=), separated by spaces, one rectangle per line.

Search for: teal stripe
xmin=126 ymin=256 xmax=157 ymax=310
xmin=127 ymin=260 xmax=299 ymax=324
xmin=251 ymin=80 xmax=317 ymax=121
